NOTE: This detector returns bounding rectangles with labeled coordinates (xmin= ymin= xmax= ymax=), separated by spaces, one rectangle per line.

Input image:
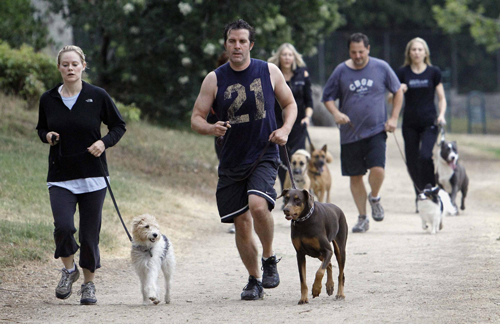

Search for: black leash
xmin=97 ymin=158 xmax=132 ymax=242
xmin=51 ymin=135 xmax=132 ymax=242
xmin=279 ymin=144 xmax=297 ymax=189
xmin=391 ymin=132 xmax=422 ymax=194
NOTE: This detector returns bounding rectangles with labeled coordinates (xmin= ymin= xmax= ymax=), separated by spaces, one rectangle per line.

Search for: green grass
xmin=0 ymin=92 xmax=219 ymax=269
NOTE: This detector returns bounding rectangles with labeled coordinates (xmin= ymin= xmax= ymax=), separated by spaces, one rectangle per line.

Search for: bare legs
xmin=61 ymin=255 xmax=94 ymax=283
xmin=234 ymin=195 xmax=274 ymax=277
xmin=350 ymin=166 xmax=385 ymax=215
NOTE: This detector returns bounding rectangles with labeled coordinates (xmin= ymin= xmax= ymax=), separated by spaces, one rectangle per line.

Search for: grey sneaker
xmin=352 ymin=215 xmax=369 ymax=233
xmin=78 ymin=281 xmax=97 ymax=305
xmin=227 ymin=224 xmax=235 ymax=234
xmin=368 ymin=193 xmax=384 ymax=221
xmin=55 ymin=266 xmax=80 ymax=299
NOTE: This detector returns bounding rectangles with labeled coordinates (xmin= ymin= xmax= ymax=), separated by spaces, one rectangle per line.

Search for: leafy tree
xmin=433 ymin=0 xmax=500 ymax=52
xmin=0 ymin=0 xmax=50 ymax=51
xmin=46 ymin=0 xmax=353 ymax=124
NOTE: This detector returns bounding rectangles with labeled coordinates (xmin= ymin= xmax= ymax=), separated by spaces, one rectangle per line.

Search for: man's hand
xmin=385 ymin=117 xmax=398 ymax=132
xmin=269 ymin=127 xmax=289 ymax=146
xmin=212 ymin=121 xmax=231 ymax=137
xmin=333 ymin=111 xmax=351 ymax=125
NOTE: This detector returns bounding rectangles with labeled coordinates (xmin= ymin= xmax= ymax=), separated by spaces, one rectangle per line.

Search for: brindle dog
xmin=279 ymin=188 xmax=348 ymax=304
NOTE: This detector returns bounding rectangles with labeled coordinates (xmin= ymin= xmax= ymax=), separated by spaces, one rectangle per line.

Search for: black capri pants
xmin=49 ymin=186 xmax=106 ymax=273
xmin=402 ymin=124 xmax=438 ymax=194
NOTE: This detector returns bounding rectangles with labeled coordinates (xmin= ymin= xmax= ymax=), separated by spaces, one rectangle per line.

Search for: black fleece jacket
xmin=36 ymin=81 xmax=126 ymax=182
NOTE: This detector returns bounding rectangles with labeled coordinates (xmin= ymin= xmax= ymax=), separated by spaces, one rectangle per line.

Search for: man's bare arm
xmin=324 ymin=100 xmax=350 ymax=125
xmin=191 ymin=72 xmax=230 ymax=136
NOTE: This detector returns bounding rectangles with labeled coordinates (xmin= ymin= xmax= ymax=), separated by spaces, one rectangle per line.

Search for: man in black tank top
xmin=191 ymin=20 xmax=297 ymax=300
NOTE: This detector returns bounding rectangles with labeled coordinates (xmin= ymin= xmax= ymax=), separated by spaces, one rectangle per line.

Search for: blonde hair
xmin=268 ymin=43 xmax=305 ymax=71
xmin=57 ymin=45 xmax=86 ymax=66
xmin=404 ymin=37 xmax=432 ymax=66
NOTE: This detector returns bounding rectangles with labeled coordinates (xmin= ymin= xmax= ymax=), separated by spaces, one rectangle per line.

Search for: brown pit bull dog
xmin=279 ymin=188 xmax=348 ymax=304
xmin=308 ymin=143 xmax=333 ymax=202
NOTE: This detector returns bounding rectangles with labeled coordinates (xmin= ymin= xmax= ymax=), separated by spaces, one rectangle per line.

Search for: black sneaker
xmin=352 ymin=215 xmax=369 ymax=233
xmin=241 ymin=276 xmax=264 ymax=300
xmin=261 ymin=255 xmax=281 ymax=288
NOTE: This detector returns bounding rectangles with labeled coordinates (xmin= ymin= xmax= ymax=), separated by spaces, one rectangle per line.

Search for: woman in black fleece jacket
xmin=36 ymin=45 xmax=126 ymax=305
xmin=268 ymin=43 xmax=314 ymax=193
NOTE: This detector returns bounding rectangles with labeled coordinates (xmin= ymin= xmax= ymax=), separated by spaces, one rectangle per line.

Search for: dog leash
xmin=52 ymin=135 xmax=133 ymax=242
xmin=391 ymin=132 xmax=422 ymax=194
xmin=280 ymin=145 xmax=297 ymax=189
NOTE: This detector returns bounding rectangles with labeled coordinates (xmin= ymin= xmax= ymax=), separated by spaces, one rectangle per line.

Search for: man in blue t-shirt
xmin=322 ymin=33 xmax=403 ymax=233
xmin=191 ymin=20 xmax=297 ymax=300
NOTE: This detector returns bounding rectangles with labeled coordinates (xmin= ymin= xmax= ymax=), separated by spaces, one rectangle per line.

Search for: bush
xmin=114 ymin=99 xmax=141 ymax=123
xmin=0 ymin=42 xmax=60 ymax=108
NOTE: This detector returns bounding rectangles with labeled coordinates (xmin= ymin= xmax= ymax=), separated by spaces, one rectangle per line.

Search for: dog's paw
xmin=298 ymin=298 xmax=309 ymax=305
xmin=335 ymin=294 xmax=345 ymax=300
xmin=312 ymin=284 xmax=322 ymax=298
xmin=149 ymin=297 xmax=160 ymax=305
xmin=326 ymin=284 xmax=334 ymax=296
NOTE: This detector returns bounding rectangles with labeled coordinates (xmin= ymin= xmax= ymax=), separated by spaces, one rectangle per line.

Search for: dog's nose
xmin=153 ymin=233 xmax=158 ymax=238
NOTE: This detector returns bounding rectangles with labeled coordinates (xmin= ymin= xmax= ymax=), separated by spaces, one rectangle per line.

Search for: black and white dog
xmin=417 ymin=184 xmax=454 ymax=234
xmin=435 ymin=140 xmax=469 ymax=215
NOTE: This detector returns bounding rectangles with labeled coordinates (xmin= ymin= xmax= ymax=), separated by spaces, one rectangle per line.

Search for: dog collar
xmin=293 ymin=204 xmax=315 ymax=226
xmin=133 ymin=244 xmax=153 ymax=257
xmin=132 ymin=235 xmax=169 ymax=259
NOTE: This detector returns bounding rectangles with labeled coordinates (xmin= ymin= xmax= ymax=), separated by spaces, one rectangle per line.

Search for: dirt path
xmin=1 ymin=127 xmax=500 ymax=323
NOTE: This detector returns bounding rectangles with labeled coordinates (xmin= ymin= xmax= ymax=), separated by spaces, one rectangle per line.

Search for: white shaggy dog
xmin=131 ymin=214 xmax=175 ymax=304
xmin=417 ymin=185 xmax=455 ymax=234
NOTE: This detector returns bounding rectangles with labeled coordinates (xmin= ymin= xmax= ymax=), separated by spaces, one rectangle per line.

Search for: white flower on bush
xmin=181 ymin=57 xmax=192 ymax=67
xmin=275 ymin=14 xmax=286 ymax=26
xmin=130 ymin=26 xmax=140 ymax=35
xmin=255 ymin=27 xmax=263 ymax=35
xmin=178 ymin=76 xmax=189 ymax=84
xmin=203 ymin=43 xmax=216 ymax=56
xmin=178 ymin=44 xmax=186 ymax=52
xmin=218 ymin=38 xmax=224 ymax=45
xmin=199 ymin=69 xmax=207 ymax=77
xmin=319 ymin=4 xmax=330 ymax=18
xmin=178 ymin=2 xmax=192 ymax=16
xmin=123 ymin=3 xmax=134 ymax=14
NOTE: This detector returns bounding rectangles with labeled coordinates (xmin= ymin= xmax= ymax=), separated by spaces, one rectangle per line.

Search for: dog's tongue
xmin=448 ymin=161 xmax=456 ymax=170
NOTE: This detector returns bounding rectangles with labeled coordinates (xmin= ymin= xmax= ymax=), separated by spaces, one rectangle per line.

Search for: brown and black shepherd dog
xmin=308 ymin=143 xmax=333 ymax=202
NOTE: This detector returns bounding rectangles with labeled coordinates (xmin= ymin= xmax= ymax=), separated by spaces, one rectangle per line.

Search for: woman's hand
xmin=437 ymin=115 xmax=446 ymax=126
xmin=88 ymin=140 xmax=105 ymax=157
xmin=400 ymin=83 xmax=408 ymax=93
xmin=300 ymin=116 xmax=310 ymax=127
xmin=46 ymin=132 xmax=59 ymax=146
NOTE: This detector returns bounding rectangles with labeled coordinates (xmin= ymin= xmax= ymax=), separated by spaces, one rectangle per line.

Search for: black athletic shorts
xmin=216 ymin=158 xmax=279 ymax=223
xmin=340 ymin=131 xmax=387 ymax=176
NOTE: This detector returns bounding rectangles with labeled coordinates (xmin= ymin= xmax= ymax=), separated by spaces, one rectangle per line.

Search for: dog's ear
xmin=431 ymin=186 xmax=440 ymax=196
xmin=451 ymin=141 xmax=458 ymax=151
xmin=309 ymin=142 xmax=315 ymax=152
xmin=303 ymin=189 xmax=314 ymax=208
xmin=321 ymin=144 xmax=327 ymax=153
xmin=277 ymin=189 xmax=289 ymax=199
